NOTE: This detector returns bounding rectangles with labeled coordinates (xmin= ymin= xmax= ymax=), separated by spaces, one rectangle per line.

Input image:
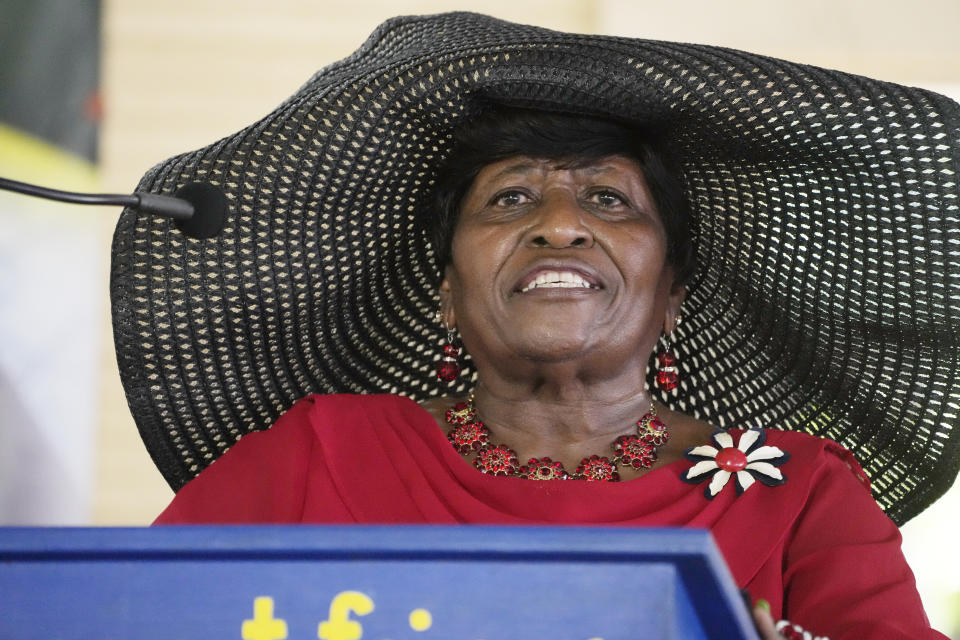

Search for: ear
xmin=663 ymin=282 xmax=686 ymax=334
xmin=438 ymin=267 xmax=457 ymax=330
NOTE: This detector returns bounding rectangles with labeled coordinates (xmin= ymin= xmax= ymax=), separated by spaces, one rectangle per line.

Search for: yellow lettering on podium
xmin=408 ymin=608 xmax=432 ymax=631
xmin=241 ymin=596 xmax=288 ymax=640
xmin=317 ymin=591 xmax=374 ymax=640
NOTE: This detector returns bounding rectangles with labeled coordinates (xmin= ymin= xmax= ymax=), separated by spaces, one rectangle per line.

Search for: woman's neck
xmin=468 ymin=368 xmax=656 ymax=466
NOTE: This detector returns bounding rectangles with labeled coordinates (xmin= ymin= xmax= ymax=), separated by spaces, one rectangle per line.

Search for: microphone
xmin=0 ymin=177 xmax=228 ymax=239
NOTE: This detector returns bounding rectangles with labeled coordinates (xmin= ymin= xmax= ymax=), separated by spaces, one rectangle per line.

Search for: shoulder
xmin=286 ymin=392 xmax=416 ymax=414
xmin=154 ymin=393 xmax=424 ymax=524
xmin=269 ymin=392 xmax=423 ymax=432
xmin=188 ymin=393 xmax=422 ymax=479
xmin=684 ymin=427 xmax=874 ymax=502
xmin=757 ymin=428 xmax=872 ymax=493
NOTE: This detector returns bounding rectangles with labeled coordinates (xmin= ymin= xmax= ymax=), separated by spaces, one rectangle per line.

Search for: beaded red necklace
xmin=445 ymin=396 xmax=669 ymax=481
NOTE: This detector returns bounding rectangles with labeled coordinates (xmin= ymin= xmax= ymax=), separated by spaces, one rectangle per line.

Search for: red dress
xmin=156 ymin=394 xmax=945 ymax=639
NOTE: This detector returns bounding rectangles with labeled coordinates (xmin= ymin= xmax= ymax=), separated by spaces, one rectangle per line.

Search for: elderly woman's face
xmin=441 ymin=154 xmax=684 ymax=372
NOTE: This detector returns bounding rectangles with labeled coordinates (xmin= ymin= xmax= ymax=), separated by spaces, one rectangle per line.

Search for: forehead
xmin=472 ymin=154 xmax=648 ymax=184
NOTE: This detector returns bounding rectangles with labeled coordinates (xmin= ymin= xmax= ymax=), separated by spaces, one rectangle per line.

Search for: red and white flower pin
xmin=681 ymin=428 xmax=789 ymax=499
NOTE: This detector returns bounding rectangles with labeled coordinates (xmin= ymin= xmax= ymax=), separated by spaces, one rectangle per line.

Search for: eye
xmin=490 ymin=189 xmax=534 ymax=207
xmin=586 ymin=188 xmax=630 ymax=209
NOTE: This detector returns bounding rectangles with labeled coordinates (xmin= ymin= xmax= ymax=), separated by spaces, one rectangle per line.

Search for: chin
xmin=511 ymin=331 xmax=593 ymax=363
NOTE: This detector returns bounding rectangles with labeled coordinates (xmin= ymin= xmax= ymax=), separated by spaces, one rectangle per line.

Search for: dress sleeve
xmin=152 ymin=397 xmax=319 ymax=524
xmin=782 ymin=442 xmax=947 ymax=639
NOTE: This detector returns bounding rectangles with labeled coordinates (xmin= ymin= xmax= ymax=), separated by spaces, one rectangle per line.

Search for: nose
xmin=527 ymin=192 xmax=595 ymax=249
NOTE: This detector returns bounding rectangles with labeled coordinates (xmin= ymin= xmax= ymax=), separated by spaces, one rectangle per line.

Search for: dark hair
xmin=430 ymin=106 xmax=696 ymax=285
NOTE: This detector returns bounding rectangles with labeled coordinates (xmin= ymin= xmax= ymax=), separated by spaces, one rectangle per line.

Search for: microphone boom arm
xmin=0 ymin=177 xmax=194 ymax=221
xmin=0 ymin=176 xmax=226 ymax=238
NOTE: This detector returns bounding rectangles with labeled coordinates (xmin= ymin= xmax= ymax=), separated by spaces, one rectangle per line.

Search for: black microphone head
xmin=173 ymin=182 xmax=228 ymax=239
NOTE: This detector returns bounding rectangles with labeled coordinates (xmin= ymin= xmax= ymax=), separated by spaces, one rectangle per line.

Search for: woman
xmin=114 ymin=12 xmax=959 ymax=639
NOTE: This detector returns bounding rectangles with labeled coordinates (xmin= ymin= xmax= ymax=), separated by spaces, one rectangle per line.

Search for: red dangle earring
xmin=656 ymin=348 xmax=679 ymax=391
xmin=656 ymin=316 xmax=681 ymax=392
xmin=436 ymin=327 xmax=461 ymax=382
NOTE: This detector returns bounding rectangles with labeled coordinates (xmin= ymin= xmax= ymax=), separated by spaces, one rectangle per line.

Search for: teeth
xmin=520 ymin=270 xmax=595 ymax=293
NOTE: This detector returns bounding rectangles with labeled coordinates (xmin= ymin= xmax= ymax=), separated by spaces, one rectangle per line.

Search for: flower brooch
xmin=681 ymin=429 xmax=789 ymax=499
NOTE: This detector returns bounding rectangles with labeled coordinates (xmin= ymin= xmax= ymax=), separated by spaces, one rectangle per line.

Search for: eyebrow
xmin=572 ymin=164 xmax=618 ymax=176
xmin=488 ymin=162 xmax=545 ymax=179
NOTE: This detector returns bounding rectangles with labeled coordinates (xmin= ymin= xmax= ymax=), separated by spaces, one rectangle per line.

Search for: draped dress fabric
xmin=155 ymin=394 xmax=945 ymax=639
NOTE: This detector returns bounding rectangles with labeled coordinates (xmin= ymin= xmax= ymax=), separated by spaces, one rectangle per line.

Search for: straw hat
xmin=111 ymin=12 xmax=960 ymax=524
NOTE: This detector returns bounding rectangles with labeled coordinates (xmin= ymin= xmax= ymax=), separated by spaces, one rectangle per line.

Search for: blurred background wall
xmin=0 ymin=0 xmax=101 ymax=524
xmin=1 ymin=0 xmax=958 ymax=634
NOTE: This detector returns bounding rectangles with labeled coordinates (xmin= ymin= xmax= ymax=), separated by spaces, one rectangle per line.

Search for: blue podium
xmin=0 ymin=526 xmax=758 ymax=639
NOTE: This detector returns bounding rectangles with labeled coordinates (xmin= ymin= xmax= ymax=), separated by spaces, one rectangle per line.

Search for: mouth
xmin=516 ymin=268 xmax=602 ymax=294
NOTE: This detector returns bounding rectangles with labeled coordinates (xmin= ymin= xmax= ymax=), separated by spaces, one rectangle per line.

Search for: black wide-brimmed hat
xmin=111 ymin=11 xmax=960 ymax=524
